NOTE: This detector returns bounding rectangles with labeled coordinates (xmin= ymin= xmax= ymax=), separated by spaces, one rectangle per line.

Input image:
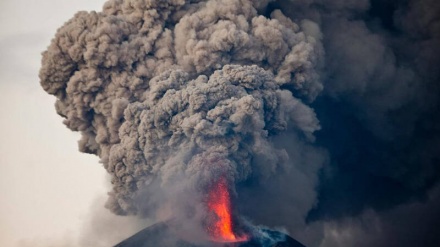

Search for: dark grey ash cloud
xmin=40 ymin=0 xmax=440 ymax=246
xmin=269 ymin=0 xmax=440 ymax=246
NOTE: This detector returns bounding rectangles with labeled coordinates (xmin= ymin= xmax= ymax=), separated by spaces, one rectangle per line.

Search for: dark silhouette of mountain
xmin=114 ymin=222 xmax=305 ymax=247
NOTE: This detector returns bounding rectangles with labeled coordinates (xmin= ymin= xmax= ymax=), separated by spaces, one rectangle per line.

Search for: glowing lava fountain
xmin=207 ymin=177 xmax=248 ymax=243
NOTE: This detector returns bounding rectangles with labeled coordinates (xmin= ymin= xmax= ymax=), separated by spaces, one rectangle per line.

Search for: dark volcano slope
xmin=114 ymin=222 xmax=305 ymax=247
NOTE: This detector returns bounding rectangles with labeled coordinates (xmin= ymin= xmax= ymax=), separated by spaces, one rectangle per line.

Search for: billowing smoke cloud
xmin=40 ymin=0 xmax=440 ymax=246
xmin=40 ymin=0 xmax=323 ymax=238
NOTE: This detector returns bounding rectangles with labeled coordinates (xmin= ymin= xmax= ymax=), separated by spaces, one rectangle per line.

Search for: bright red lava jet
xmin=207 ymin=177 xmax=248 ymax=243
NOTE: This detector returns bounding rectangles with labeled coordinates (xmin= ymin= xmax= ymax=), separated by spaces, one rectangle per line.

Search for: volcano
xmin=114 ymin=222 xmax=306 ymax=247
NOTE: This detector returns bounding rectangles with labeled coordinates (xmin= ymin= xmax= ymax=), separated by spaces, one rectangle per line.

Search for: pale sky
xmin=0 ymin=1 xmax=144 ymax=246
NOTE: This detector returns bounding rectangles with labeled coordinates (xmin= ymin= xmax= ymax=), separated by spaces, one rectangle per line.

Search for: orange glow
xmin=207 ymin=177 xmax=248 ymax=242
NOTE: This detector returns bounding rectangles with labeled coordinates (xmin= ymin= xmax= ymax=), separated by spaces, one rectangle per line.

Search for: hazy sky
xmin=0 ymin=1 xmax=119 ymax=246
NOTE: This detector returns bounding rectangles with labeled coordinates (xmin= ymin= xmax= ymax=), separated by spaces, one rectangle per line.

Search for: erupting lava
xmin=207 ymin=177 xmax=248 ymax=243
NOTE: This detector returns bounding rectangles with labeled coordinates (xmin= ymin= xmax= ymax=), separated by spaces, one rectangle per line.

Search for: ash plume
xmin=40 ymin=0 xmax=440 ymax=246
xmin=40 ymin=0 xmax=322 ymax=232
